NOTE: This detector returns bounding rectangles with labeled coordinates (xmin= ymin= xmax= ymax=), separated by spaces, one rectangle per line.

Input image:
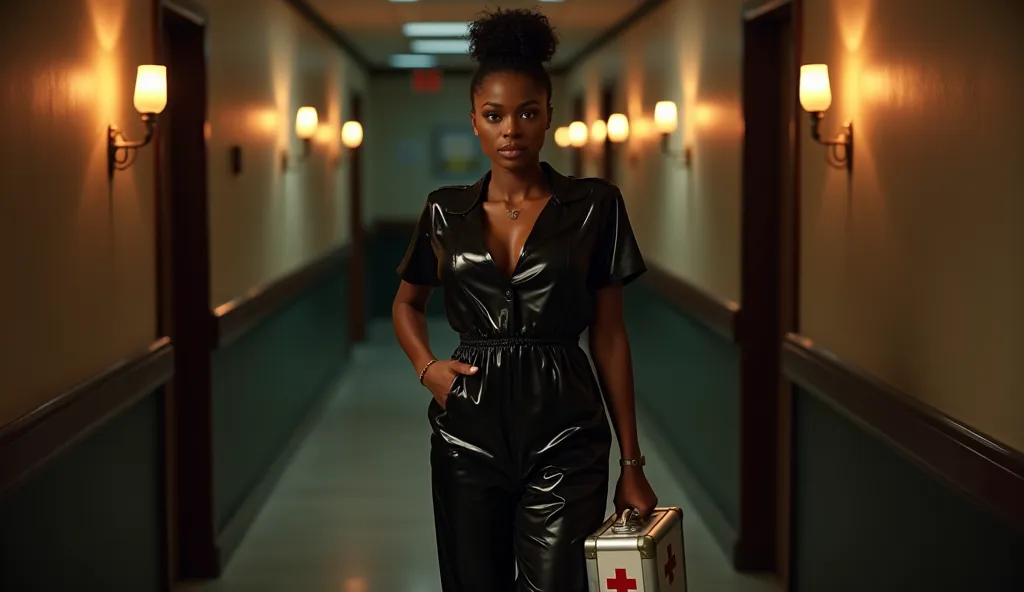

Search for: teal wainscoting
xmin=368 ymin=224 xmax=446 ymax=319
xmin=792 ymin=388 xmax=1024 ymax=590
xmin=623 ymin=280 xmax=741 ymax=549
xmin=211 ymin=256 xmax=351 ymax=559
xmin=0 ymin=393 xmax=166 ymax=591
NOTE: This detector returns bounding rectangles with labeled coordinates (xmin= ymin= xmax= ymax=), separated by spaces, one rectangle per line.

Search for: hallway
xmin=181 ymin=318 xmax=778 ymax=592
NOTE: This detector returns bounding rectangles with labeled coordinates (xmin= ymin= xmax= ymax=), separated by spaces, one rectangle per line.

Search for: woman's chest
xmin=434 ymin=205 xmax=599 ymax=290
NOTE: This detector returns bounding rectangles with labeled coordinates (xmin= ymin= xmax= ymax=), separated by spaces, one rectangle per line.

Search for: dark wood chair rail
xmin=0 ymin=337 xmax=175 ymax=497
xmin=213 ymin=244 xmax=352 ymax=348
xmin=642 ymin=264 xmax=741 ymax=342
xmin=783 ymin=332 xmax=1024 ymax=534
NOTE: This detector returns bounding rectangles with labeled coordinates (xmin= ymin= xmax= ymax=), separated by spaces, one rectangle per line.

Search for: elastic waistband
xmin=458 ymin=335 xmax=579 ymax=348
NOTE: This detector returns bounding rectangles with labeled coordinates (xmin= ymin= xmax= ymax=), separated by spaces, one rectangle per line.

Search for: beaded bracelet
xmin=418 ymin=359 xmax=438 ymax=384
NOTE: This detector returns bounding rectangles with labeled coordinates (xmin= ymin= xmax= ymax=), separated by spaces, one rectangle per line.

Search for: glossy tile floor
xmin=182 ymin=319 xmax=780 ymax=592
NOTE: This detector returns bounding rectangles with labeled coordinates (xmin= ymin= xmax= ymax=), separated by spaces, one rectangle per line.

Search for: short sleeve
xmin=589 ymin=189 xmax=647 ymax=289
xmin=396 ymin=200 xmax=441 ymax=286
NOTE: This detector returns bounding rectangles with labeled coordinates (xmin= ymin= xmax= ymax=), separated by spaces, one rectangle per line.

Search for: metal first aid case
xmin=585 ymin=506 xmax=688 ymax=592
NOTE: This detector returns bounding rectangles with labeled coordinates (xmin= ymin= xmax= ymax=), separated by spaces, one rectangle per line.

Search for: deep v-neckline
xmin=477 ymin=196 xmax=552 ymax=281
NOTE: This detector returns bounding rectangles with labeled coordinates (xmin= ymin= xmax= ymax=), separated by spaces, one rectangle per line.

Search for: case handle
xmin=611 ymin=507 xmax=643 ymax=534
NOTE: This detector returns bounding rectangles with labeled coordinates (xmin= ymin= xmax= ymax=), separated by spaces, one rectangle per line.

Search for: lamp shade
xmin=654 ymin=101 xmax=678 ymax=134
xmin=554 ymin=126 xmax=571 ymax=148
xmin=799 ymin=64 xmax=832 ymax=112
xmin=590 ymin=120 xmax=607 ymax=143
xmin=133 ymin=65 xmax=167 ymax=114
xmin=341 ymin=121 xmax=363 ymax=148
xmin=607 ymin=113 xmax=629 ymax=143
xmin=568 ymin=121 xmax=588 ymax=147
xmin=295 ymin=106 xmax=319 ymax=140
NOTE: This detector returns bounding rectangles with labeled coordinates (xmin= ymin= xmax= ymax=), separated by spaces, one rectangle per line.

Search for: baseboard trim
xmin=783 ymin=332 xmax=1024 ymax=534
xmin=0 ymin=338 xmax=175 ymax=497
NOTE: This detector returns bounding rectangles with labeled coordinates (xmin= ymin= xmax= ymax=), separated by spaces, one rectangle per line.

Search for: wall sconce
xmin=554 ymin=126 xmax=571 ymax=148
xmin=799 ymin=64 xmax=853 ymax=171
xmin=653 ymin=101 xmax=692 ymax=167
xmin=568 ymin=121 xmax=588 ymax=148
xmin=590 ymin=120 xmax=607 ymax=144
xmin=341 ymin=121 xmax=363 ymax=149
xmin=607 ymin=113 xmax=629 ymax=143
xmin=282 ymin=106 xmax=319 ymax=170
xmin=108 ymin=65 xmax=167 ymax=179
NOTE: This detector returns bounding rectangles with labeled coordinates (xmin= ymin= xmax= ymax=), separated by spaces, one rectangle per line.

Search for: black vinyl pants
xmin=427 ymin=339 xmax=613 ymax=592
xmin=430 ymin=431 xmax=610 ymax=592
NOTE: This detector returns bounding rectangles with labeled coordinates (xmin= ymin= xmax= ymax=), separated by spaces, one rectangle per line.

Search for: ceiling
xmin=302 ymin=0 xmax=650 ymax=72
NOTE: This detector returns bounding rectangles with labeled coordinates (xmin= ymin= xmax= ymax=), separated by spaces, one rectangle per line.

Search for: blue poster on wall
xmin=431 ymin=126 xmax=487 ymax=179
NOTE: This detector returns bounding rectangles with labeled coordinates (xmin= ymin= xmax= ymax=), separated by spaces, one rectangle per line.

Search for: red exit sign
xmin=412 ymin=69 xmax=443 ymax=93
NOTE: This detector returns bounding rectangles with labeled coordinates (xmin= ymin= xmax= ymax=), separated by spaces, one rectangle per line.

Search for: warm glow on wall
xmin=607 ymin=113 xmax=629 ymax=143
xmin=568 ymin=121 xmax=588 ymax=147
xmin=554 ymin=126 xmax=571 ymax=148
xmin=295 ymin=106 xmax=319 ymax=140
xmin=341 ymin=120 xmax=363 ymax=149
xmin=654 ymin=101 xmax=678 ymax=134
xmin=799 ymin=64 xmax=833 ymax=113
xmin=590 ymin=120 xmax=607 ymax=143
xmin=133 ymin=65 xmax=167 ymax=114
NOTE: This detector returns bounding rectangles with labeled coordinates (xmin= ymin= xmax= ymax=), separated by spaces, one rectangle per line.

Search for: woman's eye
xmin=521 ymin=111 xmax=537 ymax=119
xmin=485 ymin=112 xmax=501 ymax=122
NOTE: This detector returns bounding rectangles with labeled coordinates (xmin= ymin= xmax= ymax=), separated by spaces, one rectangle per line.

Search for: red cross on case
xmin=664 ymin=543 xmax=678 ymax=584
xmin=606 ymin=568 xmax=638 ymax=592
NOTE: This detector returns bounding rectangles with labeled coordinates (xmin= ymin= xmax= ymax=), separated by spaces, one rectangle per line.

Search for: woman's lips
xmin=498 ymin=146 xmax=526 ymax=158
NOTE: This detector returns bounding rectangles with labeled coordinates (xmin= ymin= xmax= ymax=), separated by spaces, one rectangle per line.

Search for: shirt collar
xmin=440 ymin=162 xmax=587 ymax=215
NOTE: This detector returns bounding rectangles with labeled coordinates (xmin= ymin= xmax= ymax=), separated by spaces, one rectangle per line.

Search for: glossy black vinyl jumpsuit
xmin=397 ymin=163 xmax=647 ymax=592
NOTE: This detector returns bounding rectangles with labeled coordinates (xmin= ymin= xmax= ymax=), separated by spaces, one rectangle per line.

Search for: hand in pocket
xmin=423 ymin=360 xmax=478 ymax=408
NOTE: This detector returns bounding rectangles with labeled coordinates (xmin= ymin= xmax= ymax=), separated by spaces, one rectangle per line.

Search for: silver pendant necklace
xmin=506 ymin=208 xmax=520 ymax=220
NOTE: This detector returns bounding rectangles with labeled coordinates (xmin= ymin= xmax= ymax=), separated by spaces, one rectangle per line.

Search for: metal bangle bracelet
xmin=419 ymin=359 xmax=438 ymax=384
xmin=619 ymin=456 xmax=646 ymax=467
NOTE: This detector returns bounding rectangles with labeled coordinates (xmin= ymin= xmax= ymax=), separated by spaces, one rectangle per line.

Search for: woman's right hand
xmin=422 ymin=360 xmax=478 ymax=408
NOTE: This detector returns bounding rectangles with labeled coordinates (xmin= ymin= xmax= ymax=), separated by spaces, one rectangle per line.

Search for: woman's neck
xmin=488 ymin=162 xmax=549 ymax=203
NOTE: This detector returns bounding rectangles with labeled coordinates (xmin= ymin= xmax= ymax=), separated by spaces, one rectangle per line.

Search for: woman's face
xmin=470 ymin=71 xmax=551 ymax=171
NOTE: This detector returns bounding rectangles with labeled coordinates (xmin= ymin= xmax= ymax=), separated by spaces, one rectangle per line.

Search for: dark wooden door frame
xmin=600 ymin=85 xmax=615 ymax=182
xmin=348 ymin=92 xmax=366 ymax=343
xmin=571 ymin=94 xmax=584 ymax=177
xmin=154 ymin=0 xmax=219 ymax=584
xmin=737 ymin=0 xmax=801 ymax=585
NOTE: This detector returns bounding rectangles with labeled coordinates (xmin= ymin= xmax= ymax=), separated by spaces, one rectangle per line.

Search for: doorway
xmin=600 ymin=85 xmax=615 ymax=182
xmin=154 ymin=0 xmax=217 ymax=584
xmin=571 ymin=94 xmax=584 ymax=177
xmin=348 ymin=92 xmax=366 ymax=343
xmin=738 ymin=0 xmax=800 ymax=587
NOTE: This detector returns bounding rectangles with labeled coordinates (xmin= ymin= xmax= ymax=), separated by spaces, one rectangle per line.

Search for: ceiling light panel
xmin=388 ymin=54 xmax=438 ymax=68
xmin=402 ymin=22 xmax=469 ymax=37
xmin=410 ymin=39 xmax=470 ymax=54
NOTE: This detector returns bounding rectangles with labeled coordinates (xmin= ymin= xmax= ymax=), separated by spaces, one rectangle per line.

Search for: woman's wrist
xmin=417 ymin=358 xmax=438 ymax=383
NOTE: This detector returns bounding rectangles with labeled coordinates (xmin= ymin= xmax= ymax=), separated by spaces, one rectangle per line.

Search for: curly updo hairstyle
xmin=467 ymin=7 xmax=560 ymax=107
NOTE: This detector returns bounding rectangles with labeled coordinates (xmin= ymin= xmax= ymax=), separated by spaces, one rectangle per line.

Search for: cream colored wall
xmin=367 ymin=73 xmax=570 ymax=222
xmin=199 ymin=0 xmax=367 ymax=306
xmin=0 ymin=0 xmax=157 ymax=427
xmin=0 ymin=0 xmax=366 ymax=427
xmin=564 ymin=0 xmax=744 ymax=304
xmin=566 ymin=0 xmax=1024 ymax=452
xmin=800 ymin=0 xmax=1024 ymax=451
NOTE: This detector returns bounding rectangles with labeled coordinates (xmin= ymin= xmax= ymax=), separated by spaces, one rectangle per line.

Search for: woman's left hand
xmin=614 ymin=467 xmax=659 ymax=518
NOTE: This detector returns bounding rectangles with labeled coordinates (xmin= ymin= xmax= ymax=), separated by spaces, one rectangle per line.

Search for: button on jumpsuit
xmin=397 ymin=163 xmax=647 ymax=592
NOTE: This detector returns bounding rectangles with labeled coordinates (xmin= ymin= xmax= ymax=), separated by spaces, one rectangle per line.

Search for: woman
xmin=392 ymin=7 xmax=657 ymax=591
